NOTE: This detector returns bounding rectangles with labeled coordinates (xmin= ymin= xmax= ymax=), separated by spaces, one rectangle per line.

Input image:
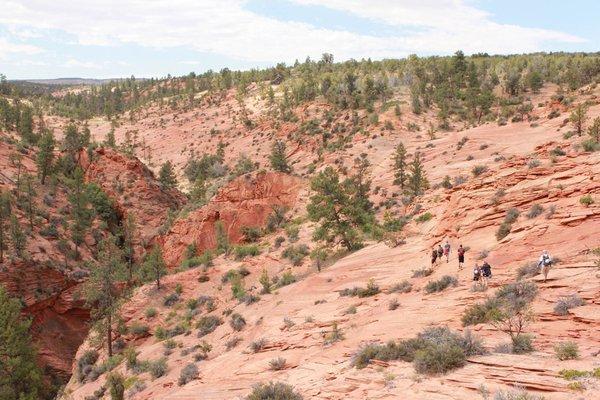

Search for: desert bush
xmin=196 ymin=315 xmax=223 ymax=337
xmin=129 ymin=323 xmax=150 ymax=337
xmin=246 ymin=382 xmax=302 ymax=400
xmin=285 ymin=224 xmax=300 ymax=242
xmin=413 ymin=342 xmax=466 ymax=374
xmin=579 ymin=194 xmax=594 ymax=206
xmin=324 ymin=322 xmax=344 ymax=345
xmin=145 ymin=308 xmax=157 ymax=318
xmin=425 ymin=275 xmax=458 ymax=293
xmin=241 ymin=226 xmax=262 ymax=243
xmin=516 ymin=262 xmax=539 ymax=280
xmin=412 ymin=267 xmax=434 ymax=278
xmin=415 ymin=212 xmax=433 ymax=223
xmin=344 ymin=305 xmax=357 ymax=315
xmin=554 ymin=294 xmax=585 ymax=315
xmin=107 ymin=372 xmax=125 ymax=400
xmin=163 ymin=293 xmax=180 ymax=307
xmin=226 ymin=337 xmax=242 ymax=350
xmin=77 ymin=350 xmax=99 ymax=382
xmin=472 ymin=165 xmax=488 ymax=177
xmin=511 ymin=334 xmax=535 ymax=354
xmin=178 ymin=363 xmax=199 ymax=386
xmin=554 ymin=341 xmax=579 ymax=360
xmin=388 ymin=298 xmax=400 ymax=310
xmin=526 ymin=204 xmax=544 ymax=219
xmin=274 ymin=236 xmax=285 ymax=248
xmin=527 ymin=159 xmax=541 ymax=168
xmin=268 ymin=357 xmax=287 ymax=371
xmin=494 ymin=387 xmax=545 ymax=400
xmin=230 ymin=313 xmax=246 ymax=331
xmin=505 ymin=208 xmax=520 ymax=223
xmin=275 ymin=270 xmax=296 ymax=288
xmin=282 ymin=244 xmax=309 ymax=266
xmin=496 ymin=222 xmax=511 ymax=240
xmin=461 ymin=298 xmax=501 ymax=326
xmin=340 ymin=279 xmax=380 ymax=298
xmin=234 ymin=244 xmax=261 ymax=260
xmin=550 ymin=147 xmax=566 ymax=156
xmin=148 ymin=358 xmax=168 ymax=379
xmin=181 ymin=251 xmax=214 ymax=269
xmin=250 ymin=338 xmax=267 ymax=353
xmin=388 ymin=280 xmax=412 ymax=293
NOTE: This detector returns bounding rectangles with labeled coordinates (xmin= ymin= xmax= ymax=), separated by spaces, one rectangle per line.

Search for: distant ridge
xmin=11 ymin=77 xmax=139 ymax=86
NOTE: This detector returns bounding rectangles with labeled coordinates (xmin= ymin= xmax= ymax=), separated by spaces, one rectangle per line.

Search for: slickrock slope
xmin=81 ymin=147 xmax=187 ymax=247
xmin=158 ymin=171 xmax=303 ymax=267
xmin=63 ymin=86 xmax=600 ymax=400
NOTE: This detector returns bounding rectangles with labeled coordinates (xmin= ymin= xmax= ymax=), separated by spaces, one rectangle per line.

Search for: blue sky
xmin=0 ymin=0 xmax=597 ymax=80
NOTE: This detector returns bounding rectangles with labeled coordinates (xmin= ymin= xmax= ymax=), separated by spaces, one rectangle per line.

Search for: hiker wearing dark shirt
xmin=443 ymin=241 xmax=451 ymax=263
xmin=437 ymin=245 xmax=444 ymax=265
xmin=457 ymin=244 xmax=465 ymax=270
xmin=431 ymin=247 xmax=438 ymax=267
xmin=481 ymin=260 xmax=492 ymax=287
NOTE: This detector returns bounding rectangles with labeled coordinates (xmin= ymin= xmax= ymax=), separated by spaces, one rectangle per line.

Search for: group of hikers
xmin=429 ymin=241 xmax=554 ymax=287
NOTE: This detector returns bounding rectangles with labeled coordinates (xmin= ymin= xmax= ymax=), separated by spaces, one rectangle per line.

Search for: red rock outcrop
xmin=158 ymin=171 xmax=303 ymax=267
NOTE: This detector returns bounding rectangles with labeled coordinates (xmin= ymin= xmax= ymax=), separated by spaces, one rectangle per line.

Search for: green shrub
xmin=554 ymin=294 xmax=585 ymax=315
xmin=148 ymin=358 xmax=168 ymax=379
xmin=234 ymin=244 xmax=261 ymax=260
xmin=496 ymin=221 xmax=512 ymax=240
xmin=581 ymin=138 xmax=600 ymax=152
xmin=424 ymin=275 xmax=458 ymax=294
xmin=196 ymin=315 xmax=223 ymax=337
xmin=230 ymin=313 xmax=246 ymax=331
xmin=388 ymin=280 xmax=412 ymax=293
xmin=559 ymin=369 xmax=589 ymax=380
xmin=461 ymin=298 xmax=501 ymax=326
xmin=579 ymin=194 xmax=594 ymax=206
xmin=180 ymin=251 xmax=214 ymax=269
xmin=471 ymin=165 xmax=488 ymax=177
xmin=494 ymin=388 xmax=545 ymax=400
xmin=107 ymin=372 xmax=125 ymax=400
xmin=516 ymin=262 xmax=539 ymax=280
xmin=178 ymin=363 xmax=199 ymax=386
xmin=555 ymin=341 xmax=579 ymax=360
xmin=163 ymin=293 xmax=180 ymax=307
xmin=413 ymin=343 xmax=466 ymax=374
xmin=145 ymin=308 xmax=157 ymax=318
xmin=415 ymin=212 xmax=433 ymax=223
xmin=268 ymin=357 xmax=286 ymax=371
xmin=512 ymin=333 xmax=535 ymax=354
xmin=340 ymin=279 xmax=380 ymax=298
xmin=282 ymin=244 xmax=309 ymax=266
xmin=412 ymin=267 xmax=434 ymax=278
xmin=241 ymin=226 xmax=262 ymax=243
xmin=505 ymin=208 xmax=520 ymax=223
xmin=246 ymin=382 xmax=302 ymax=400
xmin=129 ymin=323 xmax=150 ymax=337
xmin=276 ymin=270 xmax=296 ymax=288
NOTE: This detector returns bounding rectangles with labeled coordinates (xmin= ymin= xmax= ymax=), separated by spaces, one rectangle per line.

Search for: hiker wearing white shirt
xmin=537 ymin=250 xmax=552 ymax=282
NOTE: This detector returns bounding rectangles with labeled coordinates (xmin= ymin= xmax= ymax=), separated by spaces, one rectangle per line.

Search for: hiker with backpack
xmin=473 ymin=262 xmax=482 ymax=284
xmin=457 ymin=244 xmax=465 ymax=270
xmin=431 ymin=247 xmax=438 ymax=267
xmin=443 ymin=241 xmax=451 ymax=263
xmin=537 ymin=250 xmax=552 ymax=282
xmin=481 ymin=260 xmax=492 ymax=288
xmin=437 ymin=245 xmax=444 ymax=265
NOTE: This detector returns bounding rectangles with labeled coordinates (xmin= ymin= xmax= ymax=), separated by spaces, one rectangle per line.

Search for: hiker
xmin=437 ymin=245 xmax=444 ymax=265
xmin=473 ymin=263 xmax=482 ymax=283
xmin=443 ymin=241 xmax=451 ymax=263
xmin=481 ymin=260 xmax=492 ymax=287
xmin=431 ymin=247 xmax=438 ymax=267
xmin=457 ymin=244 xmax=465 ymax=270
xmin=537 ymin=250 xmax=552 ymax=282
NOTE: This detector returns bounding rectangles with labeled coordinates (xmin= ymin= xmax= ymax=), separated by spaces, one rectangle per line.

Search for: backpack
xmin=542 ymin=255 xmax=551 ymax=266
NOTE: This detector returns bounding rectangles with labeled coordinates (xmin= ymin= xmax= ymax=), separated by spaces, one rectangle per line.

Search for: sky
xmin=0 ymin=0 xmax=598 ymax=80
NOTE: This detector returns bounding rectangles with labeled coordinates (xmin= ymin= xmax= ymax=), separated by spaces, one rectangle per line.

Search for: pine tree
xmin=17 ymin=174 xmax=36 ymax=231
xmin=141 ymin=245 xmax=167 ymax=289
xmin=8 ymin=153 xmax=23 ymax=186
xmin=158 ymin=161 xmax=177 ymax=190
xmin=346 ymin=154 xmax=374 ymax=218
xmin=122 ymin=214 xmax=136 ymax=283
xmin=189 ymin=177 xmax=207 ymax=204
xmin=216 ymin=141 xmax=226 ymax=162
xmin=17 ymin=105 xmax=34 ymax=144
xmin=0 ymin=287 xmax=44 ymax=400
xmin=570 ymin=104 xmax=588 ymax=136
xmin=408 ymin=152 xmax=429 ymax=197
xmin=307 ymin=166 xmax=372 ymax=251
xmin=10 ymin=215 xmax=26 ymax=259
xmin=36 ymin=130 xmax=55 ymax=184
xmin=68 ymin=167 xmax=92 ymax=259
xmin=392 ymin=142 xmax=408 ymax=189
xmin=61 ymin=124 xmax=84 ymax=175
xmin=269 ymin=140 xmax=291 ymax=173
xmin=0 ymin=191 xmax=11 ymax=263
xmin=83 ymin=235 xmax=126 ymax=357
xmin=587 ymin=116 xmax=600 ymax=142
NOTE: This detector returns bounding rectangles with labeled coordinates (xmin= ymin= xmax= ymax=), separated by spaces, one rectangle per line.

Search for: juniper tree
xmin=158 ymin=160 xmax=177 ymax=190
xmin=8 ymin=153 xmax=23 ymax=186
xmin=10 ymin=215 xmax=26 ymax=259
xmin=269 ymin=140 xmax=292 ymax=173
xmin=346 ymin=154 xmax=374 ymax=219
xmin=141 ymin=245 xmax=167 ymax=289
xmin=83 ymin=235 xmax=126 ymax=357
xmin=588 ymin=116 xmax=600 ymax=142
xmin=307 ymin=166 xmax=373 ymax=251
xmin=61 ymin=123 xmax=85 ymax=175
xmin=189 ymin=177 xmax=207 ymax=204
xmin=122 ymin=214 xmax=136 ymax=283
xmin=392 ymin=142 xmax=408 ymax=189
xmin=408 ymin=152 xmax=429 ymax=197
xmin=17 ymin=105 xmax=34 ymax=144
xmin=68 ymin=167 xmax=93 ymax=259
xmin=0 ymin=287 xmax=44 ymax=400
xmin=36 ymin=130 xmax=55 ymax=184
xmin=0 ymin=191 xmax=11 ymax=263
xmin=16 ymin=174 xmax=35 ymax=231
xmin=570 ymin=104 xmax=588 ymax=136
xmin=104 ymin=126 xmax=116 ymax=148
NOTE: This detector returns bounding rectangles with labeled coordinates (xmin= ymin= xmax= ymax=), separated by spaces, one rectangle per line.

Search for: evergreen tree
xmin=17 ymin=106 xmax=34 ymax=144
xmin=9 ymin=215 xmax=26 ymax=259
xmin=8 ymin=153 xmax=23 ymax=186
xmin=0 ymin=287 xmax=44 ymax=400
xmin=68 ymin=167 xmax=93 ymax=259
xmin=17 ymin=174 xmax=36 ymax=231
xmin=140 ymin=245 xmax=167 ymax=289
xmin=346 ymin=154 xmax=374 ymax=218
xmin=570 ymin=104 xmax=588 ymax=136
xmin=392 ymin=142 xmax=408 ymax=189
xmin=216 ymin=141 xmax=226 ymax=162
xmin=0 ymin=191 xmax=11 ymax=263
xmin=189 ymin=177 xmax=207 ymax=204
xmin=36 ymin=130 xmax=55 ymax=184
xmin=158 ymin=161 xmax=177 ymax=190
xmin=61 ymin=124 xmax=84 ymax=175
xmin=105 ymin=126 xmax=116 ymax=148
xmin=122 ymin=214 xmax=136 ymax=283
xmin=307 ymin=166 xmax=373 ymax=251
xmin=269 ymin=140 xmax=292 ymax=173
xmin=83 ymin=235 xmax=126 ymax=357
xmin=588 ymin=116 xmax=600 ymax=142
xmin=408 ymin=152 xmax=429 ymax=197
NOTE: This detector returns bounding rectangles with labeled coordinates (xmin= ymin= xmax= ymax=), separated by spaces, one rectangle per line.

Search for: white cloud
xmin=63 ymin=58 xmax=101 ymax=69
xmin=0 ymin=36 xmax=42 ymax=59
xmin=0 ymin=0 xmax=586 ymax=66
